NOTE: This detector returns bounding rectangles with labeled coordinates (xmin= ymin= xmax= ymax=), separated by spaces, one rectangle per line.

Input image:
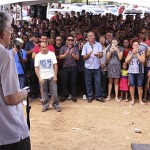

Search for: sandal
xmin=116 ymin=98 xmax=121 ymax=103
xmin=125 ymin=99 xmax=129 ymax=102
xmin=130 ymin=101 xmax=135 ymax=105
xmin=106 ymin=96 xmax=111 ymax=101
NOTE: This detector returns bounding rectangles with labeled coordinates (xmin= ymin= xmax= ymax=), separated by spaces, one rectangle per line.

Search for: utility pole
xmin=86 ymin=0 xmax=88 ymax=5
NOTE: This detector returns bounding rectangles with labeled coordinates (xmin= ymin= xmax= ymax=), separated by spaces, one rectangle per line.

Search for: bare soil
xmin=25 ymin=98 xmax=150 ymax=150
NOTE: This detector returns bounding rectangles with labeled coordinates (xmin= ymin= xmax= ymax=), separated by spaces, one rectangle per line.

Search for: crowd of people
xmin=9 ymin=10 xmax=150 ymax=111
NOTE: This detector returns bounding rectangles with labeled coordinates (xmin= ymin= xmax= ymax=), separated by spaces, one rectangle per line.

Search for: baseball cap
xmin=33 ymin=32 xmax=41 ymax=38
xmin=77 ymin=35 xmax=83 ymax=40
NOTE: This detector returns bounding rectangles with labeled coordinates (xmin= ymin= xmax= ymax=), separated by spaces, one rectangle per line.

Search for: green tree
xmin=71 ymin=0 xmax=82 ymax=3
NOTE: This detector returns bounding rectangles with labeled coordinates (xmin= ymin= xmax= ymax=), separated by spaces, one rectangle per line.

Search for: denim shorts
xmin=128 ymin=73 xmax=144 ymax=87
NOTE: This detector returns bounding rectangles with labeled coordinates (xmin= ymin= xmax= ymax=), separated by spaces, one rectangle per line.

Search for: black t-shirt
xmin=25 ymin=41 xmax=35 ymax=69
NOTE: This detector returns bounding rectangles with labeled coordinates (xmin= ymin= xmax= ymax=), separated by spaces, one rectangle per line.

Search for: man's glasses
xmin=67 ymin=39 xmax=74 ymax=41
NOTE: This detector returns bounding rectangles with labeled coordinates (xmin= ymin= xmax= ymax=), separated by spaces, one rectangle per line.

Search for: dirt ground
xmin=25 ymin=98 xmax=150 ymax=150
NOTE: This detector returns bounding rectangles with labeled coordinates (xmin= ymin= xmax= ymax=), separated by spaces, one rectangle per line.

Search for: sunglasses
xmin=67 ymin=39 xmax=74 ymax=41
xmin=78 ymin=39 xmax=83 ymax=41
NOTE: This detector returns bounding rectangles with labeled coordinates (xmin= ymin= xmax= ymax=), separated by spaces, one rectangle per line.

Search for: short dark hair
xmin=41 ymin=32 xmax=48 ymax=37
xmin=131 ymin=39 xmax=139 ymax=46
xmin=60 ymin=28 xmax=66 ymax=32
xmin=66 ymin=35 xmax=74 ymax=39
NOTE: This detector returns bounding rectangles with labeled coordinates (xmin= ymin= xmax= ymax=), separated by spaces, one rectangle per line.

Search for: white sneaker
xmin=67 ymin=94 xmax=72 ymax=100
xmin=83 ymin=95 xmax=87 ymax=100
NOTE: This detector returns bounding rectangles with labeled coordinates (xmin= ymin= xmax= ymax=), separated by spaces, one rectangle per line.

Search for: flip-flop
xmin=106 ymin=96 xmax=111 ymax=101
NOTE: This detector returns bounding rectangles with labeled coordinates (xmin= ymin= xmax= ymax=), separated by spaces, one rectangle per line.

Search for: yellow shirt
xmin=121 ymin=69 xmax=128 ymax=77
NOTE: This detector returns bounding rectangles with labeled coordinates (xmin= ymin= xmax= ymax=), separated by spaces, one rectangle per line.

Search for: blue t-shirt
xmin=9 ymin=49 xmax=26 ymax=75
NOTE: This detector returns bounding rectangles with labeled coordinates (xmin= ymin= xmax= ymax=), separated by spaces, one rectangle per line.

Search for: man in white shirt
xmin=35 ymin=41 xmax=61 ymax=112
xmin=0 ymin=11 xmax=30 ymax=149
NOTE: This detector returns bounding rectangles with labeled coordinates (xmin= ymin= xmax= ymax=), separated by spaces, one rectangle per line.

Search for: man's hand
xmin=53 ymin=77 xmax=57 ymax=82
xmin=65 ymin=49 xmax=69 ymax=55
xmin=70 ymin=48 xmax=73 ymax=55
xmin=39 ymin=78 xmax=44 ymax=84
xmin=101 ymin=64 xmax=105 ymax=70
xmin=21 ymin=89 xmax=28 ymax=99
xmin=94 ymin=53 xmax=99 ymax=57
xmin=88 ymin=50 xmax=94 ymax=56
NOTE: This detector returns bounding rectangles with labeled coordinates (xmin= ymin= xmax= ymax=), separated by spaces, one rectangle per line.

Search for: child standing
xmin=119 ymin=62 xmax=129 ymax=102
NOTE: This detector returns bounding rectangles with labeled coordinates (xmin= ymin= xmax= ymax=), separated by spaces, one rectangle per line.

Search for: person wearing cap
xmin=77 ymin=35 xmax=87 ymax=100
xmin=32 ymin=32 xmax=55 ymax=59
xmin=9 ymin=38 xmax=27 ymax=89
xmin=25 ymin=32 xmax=41 ymax=100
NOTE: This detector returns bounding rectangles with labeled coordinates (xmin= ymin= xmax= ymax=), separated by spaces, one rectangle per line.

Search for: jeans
xmin=84 ymin=67 xmax=102 ymax=99
xmin=78 ymin=71 xmax=86 ymax=95
xmin=18 ymin=74 xmax=25 ymax=89
xmin=101 ymin=71 xmax=108 ymax=97
xmin=128 ymin=73 xmax=144 ymax=87
xmin=41 ymin=78 xmax=59 ymax=109
xmin=0 ymin=137 xmax=31 ymax=150
xmin=62 ymin=67 xmax=77 ymax=98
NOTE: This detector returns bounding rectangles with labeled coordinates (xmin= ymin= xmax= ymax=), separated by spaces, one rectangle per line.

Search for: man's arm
xmin=125 ymin=52 xmax=133 ymax=64
xmin=25 ymin=42 xmax=33 ymax=56
xmin=53 ymin=64 xmax=58 ymax=81
xmin=32 ymin=52 xmax=36 ymax=59
xmin=5 ymin=90 xmax=27 ymax=105
xmin=59 ymin=48 xmax=69 ymax=59
xmin=1 ymin=53 xmax=27 ymax=105
xmin=35 ymin=66 xmax=44 ymax=84
xmin=72 ymin=48 xmax=79 ymax=60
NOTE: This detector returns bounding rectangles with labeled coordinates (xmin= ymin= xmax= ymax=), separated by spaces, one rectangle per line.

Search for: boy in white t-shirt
xmin=34 ymin=41 xmax=61 ymax=112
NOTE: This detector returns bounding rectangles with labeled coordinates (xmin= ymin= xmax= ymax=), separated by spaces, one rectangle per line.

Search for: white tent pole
xmin=47 ymin=2 xmax=50 ymax=19
xmin=3 ymin=5 xmax=5 ymax=11
xmin=20 ymin=3 xmax=22 ymax=20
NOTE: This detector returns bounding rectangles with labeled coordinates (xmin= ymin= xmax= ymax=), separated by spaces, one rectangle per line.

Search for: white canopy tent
xmin=0 ymin=0 xmax=52 ymax=20
xmin=0 ymin=0 xmax=50 ymax=6
xmin=117 ymin=0 xmax=150 ymax=8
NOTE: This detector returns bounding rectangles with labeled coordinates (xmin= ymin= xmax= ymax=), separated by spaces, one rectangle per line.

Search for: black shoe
xmin=96 ymin=98 xmax=105 ymax=102
xmin=53 ymin=106 xmax=61 ymax=112
xmin=59 ymin=97 xmax=66 ymax=102
xmin=72 ymin=97 xmax=77 ymax=102
xmin=88 ymin=98 xmax=93 ymax=103
xmin=101 ymin=95 xmax=107 ymax=99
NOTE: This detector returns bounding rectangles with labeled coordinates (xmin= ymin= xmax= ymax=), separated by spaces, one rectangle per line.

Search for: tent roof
xmin=0 ymin=0 xmax=50 ymax=6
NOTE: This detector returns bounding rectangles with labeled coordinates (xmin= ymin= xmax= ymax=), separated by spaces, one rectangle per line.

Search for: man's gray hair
xmin=0 ymin=11 xmax=12 ymax=35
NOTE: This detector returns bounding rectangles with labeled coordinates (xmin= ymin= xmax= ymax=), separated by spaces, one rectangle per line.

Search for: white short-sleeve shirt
xmin=34 ymin=51 xmax=57 ymax=79
xmin=0 ymin=44 xmax=29 ymax=145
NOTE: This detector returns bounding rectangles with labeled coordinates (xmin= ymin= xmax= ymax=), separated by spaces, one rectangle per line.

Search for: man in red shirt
xmin=32 ymin=32 xmax=55 ymax=59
